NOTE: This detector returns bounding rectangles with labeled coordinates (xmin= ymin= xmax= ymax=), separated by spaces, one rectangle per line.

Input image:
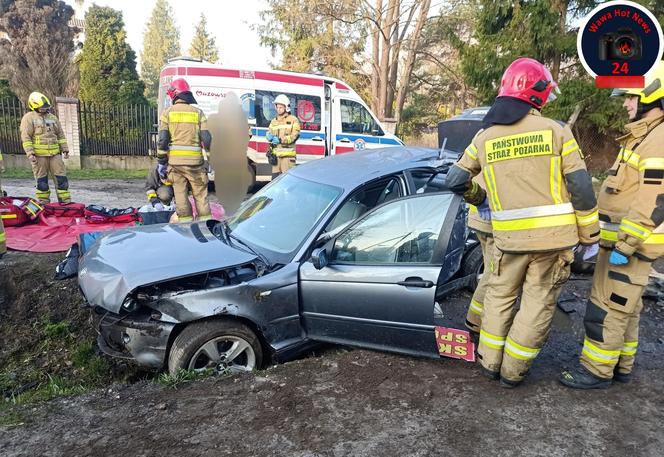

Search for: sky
xmin=63 ymin=0 xmax=275 ymax=70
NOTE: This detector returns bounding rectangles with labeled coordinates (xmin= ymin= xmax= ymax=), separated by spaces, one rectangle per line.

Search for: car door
xmin=332 ymin=98 xmax=385 ymax=154
xmin=299 ymin=192 xmax=461 ymax=358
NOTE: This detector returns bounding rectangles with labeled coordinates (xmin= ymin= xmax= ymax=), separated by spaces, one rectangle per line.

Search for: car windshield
xmin=226 ymin=174 xmax=343 ymax=264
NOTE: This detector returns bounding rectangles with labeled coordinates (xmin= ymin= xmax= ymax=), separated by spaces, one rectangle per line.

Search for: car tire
xmin=168 ymin=319 xmax=263 ymax=376
xmin=460 ymin=243 xmax=484 ymax=292
xmin=247 ymin=162 xmax=257 ymax=194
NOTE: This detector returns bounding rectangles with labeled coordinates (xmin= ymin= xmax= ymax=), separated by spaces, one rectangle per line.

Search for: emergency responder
xmin=145 ymin=162 xmax=174 ymax=209
xmin=20 ymin=92 xmax=70 ymax=204
xmin=266 ymin=94 xmax=300 ymax=177
xmin=157 ymin=78 xmax=212 ymax=222
xmin=560 ymin=63 xmax=664 ymax=389
xmin=0 ymin=144 xmax=5 ymax=196
xmin=0 ymin=212 xmax=4 ymax=259
xmin=445 ymin=57 xmax=599 ymax=388
xmin=465 ymin=175 xmax=494 ymax=334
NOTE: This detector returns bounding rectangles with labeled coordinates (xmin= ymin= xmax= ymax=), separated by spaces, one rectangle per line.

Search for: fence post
xmin=56 ymin=97 xmax=82 ymax=170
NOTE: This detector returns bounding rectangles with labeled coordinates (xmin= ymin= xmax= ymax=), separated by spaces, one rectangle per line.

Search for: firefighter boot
xmin=559 ymin=365 xmax=611 ymax=390
xmin=613 ymin=366 xmax=632 ymax=384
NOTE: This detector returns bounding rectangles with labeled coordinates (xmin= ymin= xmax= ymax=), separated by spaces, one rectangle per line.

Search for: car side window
xmin=410 ymin=170 xmax=447 ymax=194
xmin=332 ymin=193 xmax=454 ymax=264
xmin=325 ymin=177 xmax=403 ymax=233
xmin=255 ymin=90 xmax=322 ymax=131
xmin=340 ymin=99 xmax=383 ymax=135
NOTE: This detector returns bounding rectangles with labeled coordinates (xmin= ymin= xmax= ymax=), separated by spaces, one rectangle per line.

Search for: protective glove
xmin=477 ymin=198 xmax=491 ymax=221
xmin=157 ymin=163 xmax=168 ymax=179
xmin=153 ymin=202 xmax=165 ymax=211
xmin=270 ymin=136 xmax=280 ymax=145
xmin=265 ymin=132 xmax=275 ymax=142
xmin=609 ymin=250 xmax=629 ymax=266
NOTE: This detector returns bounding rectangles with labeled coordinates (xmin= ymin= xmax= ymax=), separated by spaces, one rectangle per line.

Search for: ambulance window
xmin=341 ymin=99 xmax=383 ymax=136
xmin=255 ymin=90 xmax=322 ymax=131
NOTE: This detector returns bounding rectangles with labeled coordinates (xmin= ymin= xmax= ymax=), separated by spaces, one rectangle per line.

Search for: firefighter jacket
xmin=449 ymin=110 xmax=599 ymax=253
xmin=467 ymin=174 xmax=493 ymax=236
xmin=598 ymin=113 xmax=664 ymax=260
xmin=268 ymin=113 xmax=300 ymax=157
xmin=20 ymin=111 xmax=68 ymax=157
xmin=157 ymin=100 xmax=210 ymax=166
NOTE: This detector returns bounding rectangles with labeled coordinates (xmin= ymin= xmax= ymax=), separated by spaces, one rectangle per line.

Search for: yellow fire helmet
xmin=611 ymin=61 xmax=664 ymax=104
xmin=27 ymin=92 xmax=51 ymax=111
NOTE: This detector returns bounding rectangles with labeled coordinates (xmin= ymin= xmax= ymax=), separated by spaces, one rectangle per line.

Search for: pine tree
xmin=188 ymin=14 xmax=219 ymax=63
xmin=78 ymin=5 xmax=145 ymax=105
xmin=140 ymin=0 xmax=180 ymax=102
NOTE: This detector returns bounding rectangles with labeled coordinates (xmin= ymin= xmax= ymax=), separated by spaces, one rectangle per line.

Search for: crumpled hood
xmin=78 ymin=222 xmax=257 ymax=313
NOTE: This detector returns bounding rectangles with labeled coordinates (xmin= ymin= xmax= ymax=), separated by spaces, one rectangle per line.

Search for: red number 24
xmin=612 ymin=62 xmax=629 ymax=75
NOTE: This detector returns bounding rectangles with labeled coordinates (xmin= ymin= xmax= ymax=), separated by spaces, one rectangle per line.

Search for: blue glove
xmin=477 ymin=198 xmax=491 ymax=221
xmin=609 ymin=250 xmax=629 ymax=266
xmin=270 ymin=136 xmax=280 ymax=145
xmin=266 ymin=133 xmax=275 ymax=142
xmin=153 ymin=202 xmax=165 ymax=211
xmin=157 ymin=163 xmax=168 ymax=179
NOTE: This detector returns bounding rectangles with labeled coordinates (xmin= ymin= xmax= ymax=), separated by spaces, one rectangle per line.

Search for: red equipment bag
xmin=84 ymin=205 xmax=139 ymax=224
xmin=0 ymin=197 xmax=44 ymax=227
xmin=43 ymin=202 xmax=86 ymax=218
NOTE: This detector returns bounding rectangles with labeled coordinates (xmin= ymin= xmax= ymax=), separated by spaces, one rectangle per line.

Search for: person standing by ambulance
xmin=157 ymin=78 xmax=212 ymax=222
xmin=266 ymin=94 xmax=300 ymax=177
xmin=20 ymin=92 xmax=71 ymax=204
xmin=445 ymin=57 xmax=599 ymax=387
xmin=560 ymin=63 xmax=664 ymax=389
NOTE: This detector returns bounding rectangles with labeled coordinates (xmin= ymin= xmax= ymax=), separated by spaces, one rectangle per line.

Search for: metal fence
xmin=79 ymin=102 xmax=157 ymax=156
xmin=0 ymin=98 xmax=26 ymax=154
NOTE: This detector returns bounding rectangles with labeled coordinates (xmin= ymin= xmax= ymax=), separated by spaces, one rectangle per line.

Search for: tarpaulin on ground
xmin=4 ymin=209 xmax=137 ymax=253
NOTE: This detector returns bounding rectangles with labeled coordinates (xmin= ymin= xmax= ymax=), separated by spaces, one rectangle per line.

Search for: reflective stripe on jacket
xmin=158 ymin=101 xmax=208 ymax=166
xmin=268 ymin=113 xmax=300 ymax=157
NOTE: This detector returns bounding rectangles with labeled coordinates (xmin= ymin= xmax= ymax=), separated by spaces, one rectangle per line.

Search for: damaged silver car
xmin=79 ymin=147 xmax=482 ymax=374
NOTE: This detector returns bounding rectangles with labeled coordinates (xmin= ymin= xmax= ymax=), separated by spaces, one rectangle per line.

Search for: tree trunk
xmin=378 ymin=0 xmax=398 ymax=120
xmin=371 ymin=0 xmax=383 ymax=114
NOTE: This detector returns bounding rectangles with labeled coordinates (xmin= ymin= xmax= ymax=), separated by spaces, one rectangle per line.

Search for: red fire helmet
xmin=498 ymin=57 xmax=559 ymax=109
xmin=166 ymin=78 xmax=191 ymax=100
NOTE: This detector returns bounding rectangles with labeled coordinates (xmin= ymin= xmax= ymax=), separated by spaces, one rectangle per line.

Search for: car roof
xmin=289 ymin=147 xmax=441 ymax=189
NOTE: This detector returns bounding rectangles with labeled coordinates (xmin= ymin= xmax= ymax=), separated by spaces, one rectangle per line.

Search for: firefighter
xmin=0 ymin=214 xmax=4 ymax=258
xmin=465 ymin=175 xmax=494 ymax=334
xmin=145 ymin=163 xmax=174 ymax=210
xmin=0 ymin=144 xmax=5 ymax=196
xmin=20 ymin=92 xmax=70 ymax=204
xmin=560 ymin=63 xmax=664 ymax=389
xmin=445 ymin=57 xmax=599 ymax=387
xmin=157 ymin=78 xmax=212 ymax=222
xmin=266 ymin=94 xmax=300 ymax=177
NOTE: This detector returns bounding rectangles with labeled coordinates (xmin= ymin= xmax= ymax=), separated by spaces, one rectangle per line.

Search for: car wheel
xmin=247 ymin=162 xmax=257 ymax=194
xmin=168 ymin=319 xmax=263 ymax=376
xmin=461 ymin=243 xmax=484 ymax=292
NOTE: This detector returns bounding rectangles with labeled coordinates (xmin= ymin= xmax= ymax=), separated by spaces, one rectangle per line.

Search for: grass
xmin=2 ymin=168 xmax=148 ymax=180
xmin=156 ymin=368 xmax=217 ymax=389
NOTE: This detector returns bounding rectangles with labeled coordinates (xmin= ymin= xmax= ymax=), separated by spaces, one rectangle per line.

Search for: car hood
xmin=78 ymin=222 xmax=257 ymax=313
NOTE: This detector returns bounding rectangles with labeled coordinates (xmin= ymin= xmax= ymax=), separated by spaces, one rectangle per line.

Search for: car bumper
xmin=96 ymin=308 xmax=176 ymax=369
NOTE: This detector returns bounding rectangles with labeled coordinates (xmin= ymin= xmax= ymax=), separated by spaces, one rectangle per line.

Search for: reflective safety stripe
xmin=600 ymin=229 xmax=618 ymax=241
xmin=469 ymin=299 xmax=483 ymax=315
xmin=58 ymin=138 xmax=67 ymax=144
xmin=483 ymin=165 xmax=502 ymax=211
xmin=492 ymin=203 xmax=574 ymax=221
xmin=644 ymin=233 xmax=664 ymax=245
xmin=639 ymin=157 xmax=664 ymax=171
xmin=576 ymin=210 xmax=599 ymax=227
xmin=464 ymin=143 xmax=478 ymax=160
xmin=168 ymin=111 xmax=200 ymax=124
xmin=22 ymin=141 xmax=33 ymax=148
xmin=275 ymin=149 xmax=296 ymax=157
xmin=621 ymin=341 xmax=638 ymax=356
xmin=479 ymin=329 xmax=505 ymax=349
xmin=550 ymin=156 xmax=563 ymax=204
xmin=468 ymin=205 xmax=478 ymax=213
xmin=178 ymin=216 xmax=194 ymax=222
xmin=619 ymin=148 xmax=640 ymax=169
xmin=561 ymin=139 xmax=580 ymax=156
xmin=147 ymin=192 xmax=157 ymax=199
xmin=492 ymin=213 xmax=576 ymax=231
xmin=0 ymin=232 xmax=5 ymax=242
xmin=504 ymin=337 xmax=540 ymax=361
xmin=582 ymin=338 xmax=620 ymax=364
xmin=0 ymin=214 xmax=17 ymax=219
xmin=169 ymin=144 xmax=202 ymax=157
xmin=620 ymin=218 xmax=652 ymax=240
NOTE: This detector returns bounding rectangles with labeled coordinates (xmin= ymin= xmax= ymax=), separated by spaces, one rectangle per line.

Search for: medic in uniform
xmin=266 ymin=94 xmax=300 ymax=177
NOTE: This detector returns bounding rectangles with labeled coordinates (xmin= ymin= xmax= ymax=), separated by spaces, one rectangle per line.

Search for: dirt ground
xmin=1 ymin=178 xmax=663 ymax=457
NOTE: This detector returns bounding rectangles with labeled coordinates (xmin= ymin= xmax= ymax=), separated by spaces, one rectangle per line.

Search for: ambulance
xmin=158 ymin=58 xmax=404 ymax=184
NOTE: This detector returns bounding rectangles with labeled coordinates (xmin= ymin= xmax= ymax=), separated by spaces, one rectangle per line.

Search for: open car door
xmin=299 ymin=192 xmax=463 ymax=358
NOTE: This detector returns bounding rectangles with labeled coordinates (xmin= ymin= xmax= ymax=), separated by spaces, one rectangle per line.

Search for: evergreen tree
xmin=140 ymin=0 xmax=180 ymax=102
xmin=188 ymin=13 xmax=219 ymax=63
xmin=78 ymin=5 xmax=145 ymax=105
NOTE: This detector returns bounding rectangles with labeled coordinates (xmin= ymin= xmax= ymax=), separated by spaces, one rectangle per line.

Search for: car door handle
xmin=311 ymin=136 xmax=324 ymax=141
xmin=339 ymin=138 xmax=352 ymax=143
xmin=397 ymin=277 xmax=434 ymax=288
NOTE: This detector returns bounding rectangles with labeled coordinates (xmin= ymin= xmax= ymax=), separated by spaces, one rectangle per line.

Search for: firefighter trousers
xmin=478 ymin=248 xmax=574 ymax=382
xmin=580 ymin=248 xmax=651 ymax=379
xmin=272 ymin=156 xmax=296 ymax=177
xmin=30 ymin=155 xmax=70 ymax=203
xmin=168 ymin=164 xmax=210 ymax=222
xmin=465 ymin=233 xmax=494 ymax=333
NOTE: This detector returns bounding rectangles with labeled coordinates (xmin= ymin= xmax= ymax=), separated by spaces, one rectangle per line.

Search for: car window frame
xmin=339 ymin=98 xmax=384 ymax=136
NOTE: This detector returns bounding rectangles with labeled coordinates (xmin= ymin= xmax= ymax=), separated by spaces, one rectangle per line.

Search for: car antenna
xmin=438 ymin=137 xmax=448 ymax=160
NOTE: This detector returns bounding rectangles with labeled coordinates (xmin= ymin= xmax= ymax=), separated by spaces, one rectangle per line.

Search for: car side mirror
xmin=310 ymin=248 xmax=329 ymax=270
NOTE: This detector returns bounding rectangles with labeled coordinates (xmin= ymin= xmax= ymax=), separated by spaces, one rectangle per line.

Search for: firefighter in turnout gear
xmin=560 ymin=62 xmax=664 ymax=389
xmin=20 ymin=92 xmax=71 ymax=204
xmin=145 ymin=163 xmax=174 ymax=209
xmin=158 ymin=78 xmax=212 ymax=222
xmin=445 ymin=58 xmax=599 ymax=387
xmin=266 ymin=94 xmax=300 ymax=177
xmin=465 ymin=175 xmax=494 ymax=334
